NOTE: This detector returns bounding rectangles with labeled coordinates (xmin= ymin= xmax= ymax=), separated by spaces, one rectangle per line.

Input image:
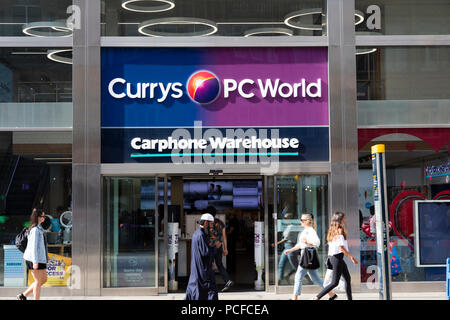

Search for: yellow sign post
xmin=371 ymin=144 xmax=392 ymax=300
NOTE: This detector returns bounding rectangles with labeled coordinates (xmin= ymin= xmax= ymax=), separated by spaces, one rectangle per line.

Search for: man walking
xmin=185 ymin=213 xmax=218 ymax=300
xmin=207 ymin=206 xmax=234 ymax=292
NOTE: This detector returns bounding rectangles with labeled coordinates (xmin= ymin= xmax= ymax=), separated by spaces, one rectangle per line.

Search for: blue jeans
xmin=278 ymin=243 xmax=297 ymax=281
xmin=293 ymin=265 xmax=324 ymax=296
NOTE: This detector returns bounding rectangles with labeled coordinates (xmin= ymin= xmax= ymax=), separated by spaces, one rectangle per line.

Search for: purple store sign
xmin=101 ymin=48 xmax=330 ymax=163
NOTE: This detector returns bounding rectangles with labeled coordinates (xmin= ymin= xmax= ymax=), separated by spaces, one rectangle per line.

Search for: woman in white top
xmin=314 ymin=212 xmax=358 ymax=301
xmin=285 ymin=213 xmax=336 ymax=300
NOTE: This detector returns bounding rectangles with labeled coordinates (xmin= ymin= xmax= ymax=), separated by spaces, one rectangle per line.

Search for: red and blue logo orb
xmin=186 ymin=70 xmax=221 ymax=104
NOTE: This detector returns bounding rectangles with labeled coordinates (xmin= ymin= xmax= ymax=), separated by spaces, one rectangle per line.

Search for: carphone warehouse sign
xmin=101 ymin=48 xmax=329 ymax=164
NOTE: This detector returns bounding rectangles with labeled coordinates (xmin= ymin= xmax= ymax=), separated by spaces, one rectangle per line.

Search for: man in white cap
xmin=185 ymin=213 xmax=218 ymax=300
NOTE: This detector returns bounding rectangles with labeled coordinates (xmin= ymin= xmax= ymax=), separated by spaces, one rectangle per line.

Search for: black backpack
xmin=299 ymin=247 xmax=320 ymax=270
xmin=15 ymin=227 xmax=29 ymax=253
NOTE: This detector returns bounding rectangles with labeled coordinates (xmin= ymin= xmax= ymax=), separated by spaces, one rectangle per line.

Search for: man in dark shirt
xmin=185 ymin=213 xmax=218 ymax=300
xmin=207 ymin=206 xmax=234 ymax=292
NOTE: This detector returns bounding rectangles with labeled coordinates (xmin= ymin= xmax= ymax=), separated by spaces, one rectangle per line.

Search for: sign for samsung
xmin=108 ymin=71 xmax=322 ymax=104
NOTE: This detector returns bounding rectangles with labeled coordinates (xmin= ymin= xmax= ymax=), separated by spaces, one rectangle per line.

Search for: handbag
xmin=299 ymin=247 xmax=320 ymax=270
xmin=325 ymin=256 xmax=333 ymax=269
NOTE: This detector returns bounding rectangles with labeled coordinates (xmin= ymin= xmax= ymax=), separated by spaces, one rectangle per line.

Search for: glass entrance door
xmin=269 ymin=175 xmax=329 ymax=292
xmin=103 ymin=176 xmax=159 ymax=289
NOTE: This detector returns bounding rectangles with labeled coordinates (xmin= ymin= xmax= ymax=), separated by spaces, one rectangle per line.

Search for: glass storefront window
xmin=271 ymin=175 xmax=328 ymax=287
xmin=0 ymin=131 xmax=72 ymax=287
xmin=0 ymin=46 xmax=72 ymax=288
xmin=356 ymin=0 xmax=450 ymax=35
xmin=0 ymin=1 xmax=73 ymax=37
xmin=103 ymin=177 xmax=157 ymax=288
xmin=358 ymin=131 xmax=449 ymax=284
xmin=101 ymin=0 xmax=327 ymax=37
xmin=357 ymin=46 xmax=450 ymax=127
xmin=0 ymin=47 xmax=72 ymax=129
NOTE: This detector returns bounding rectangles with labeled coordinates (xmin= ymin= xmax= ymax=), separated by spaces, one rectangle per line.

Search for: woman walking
xmin=285 ymin=213 xmax=336 ymax=300
xmin=17 ymin=208 xmax=49 ymax=300
xmin=275 ymin=213 xmax=298 ymax=283
xmin=314 ymin=212 xmax=358 ymax=300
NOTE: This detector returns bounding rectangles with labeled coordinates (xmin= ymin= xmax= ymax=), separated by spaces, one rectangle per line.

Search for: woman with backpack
xmin=314 ymin=211 xmax=358 ymax=301
xmin=285 ymin=213 xmax=337 ymax=300
xmin=17 ymin=208 xmax=49 ymax=300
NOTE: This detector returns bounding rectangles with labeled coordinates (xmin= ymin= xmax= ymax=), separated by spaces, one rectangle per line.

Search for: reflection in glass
xmin=358 ymin=134 xmax=449 ymax=283
xmin=357 ymin=47 xmax=450 ymax=127
xmin=0 ymin=131 xmax=72 ymax=287
xmin=272 ymin=175 xmax=328 ymax=287
xmin=0 ymin=48 xmax=72 ymax=130
xmin=0 ymin=1 xmax=73 ymax=37
xmin=103 ymin=177 xmax=157 ymax=288
xmin=356 ymin=0 xmax=450 ymax=35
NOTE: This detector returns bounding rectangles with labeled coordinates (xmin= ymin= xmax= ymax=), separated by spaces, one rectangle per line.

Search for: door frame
xmin=100 ymin=175 xmax=167 ymax=296
xmin=267 ymin=173 xmax=330 ymax=294
xmin=100 ymin=170 xmax=331 ymax=295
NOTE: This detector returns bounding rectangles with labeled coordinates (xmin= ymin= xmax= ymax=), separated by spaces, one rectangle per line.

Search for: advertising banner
xmin=101 ymin=48 xmax=329 ymax=164
xmin=168 ymin=222 xmax=179 ymax=281
xmin=27 ymin=253 xmax=72 ymax=287
xmin=4 ymin=245 xmax=25 ymax=287
xmin=254 ymin=221 xmax=265 ymax=290
xmin=115 ymin=253 xmax=153 ymax=287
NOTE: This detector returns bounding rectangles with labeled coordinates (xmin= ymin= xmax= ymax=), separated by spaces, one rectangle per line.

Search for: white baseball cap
xmin=200 ymin=213 xmax=214 ymax=222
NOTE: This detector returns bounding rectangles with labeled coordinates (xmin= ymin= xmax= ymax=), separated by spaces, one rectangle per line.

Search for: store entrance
xmin=172 ymin=175 xmax=264 ymax=292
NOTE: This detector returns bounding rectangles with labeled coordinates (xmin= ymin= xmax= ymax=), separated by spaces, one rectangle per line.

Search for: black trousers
xmin=213 ymin=245 xmax=230 ymax=283
xmin=316 ymin=253 xmax=352 ymax=300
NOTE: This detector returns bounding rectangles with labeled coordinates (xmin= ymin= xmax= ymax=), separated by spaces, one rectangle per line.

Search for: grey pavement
xmin=1 ymin=291 xmax=447 ymax=300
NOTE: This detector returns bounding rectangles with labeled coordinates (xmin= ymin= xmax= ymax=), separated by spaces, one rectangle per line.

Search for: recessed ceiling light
xmin=138 ymin=17 xmax=218 ymax=37
xmin=284 ymin=9 xmax=365 ymax=30
xmin=121 ymin=0 xmax=175 ymax=13
xmin=22 ymin=21 xmax=72 ymax=37
xmin=47 ymin=49 xmax=73 ymax=64
xmin=244 ymin=27 xmax=293 ymax=37
xmin=356 ymin=48 xmax=377 ymax=55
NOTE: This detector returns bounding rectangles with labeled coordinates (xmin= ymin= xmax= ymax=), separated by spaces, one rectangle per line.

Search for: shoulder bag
xmin=299 ymin=246 xmax=320 ymax=270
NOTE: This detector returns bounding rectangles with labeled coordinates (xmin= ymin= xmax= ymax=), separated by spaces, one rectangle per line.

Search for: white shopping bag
xmin=323 ymin=269 xmax=346 ymax=292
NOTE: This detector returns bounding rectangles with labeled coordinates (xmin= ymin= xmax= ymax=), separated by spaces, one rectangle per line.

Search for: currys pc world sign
xmin=107 ymin=70 xmax=322 ymax=104
xmin=101 ymin=48 xmax=329 ymax=164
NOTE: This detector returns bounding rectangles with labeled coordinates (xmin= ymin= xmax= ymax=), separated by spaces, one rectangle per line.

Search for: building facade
xmin=0 ymin=0 xmax=448 ymax=297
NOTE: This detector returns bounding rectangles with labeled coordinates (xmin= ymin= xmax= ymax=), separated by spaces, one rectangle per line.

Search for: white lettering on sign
xmin=131 ymin=136 xmax=300 ymax=152
xmin=108 ymin=77 xmax=322 ymax=101
xmin=366 ymin=5 xmax=381 ymax=30
xmin=108 ymin=77 xmax=183 ymax=102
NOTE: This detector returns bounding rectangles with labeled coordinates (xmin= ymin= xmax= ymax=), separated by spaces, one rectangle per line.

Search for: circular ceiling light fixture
xmin=355 ymin=32 xmax=382 ymax=55
xmin=284 ymin=9 xmax=365 ymax=30
xmin=22 ymin=21 xmax=72 ymax=37
xmin=284 ymin=8 xmax=325 ymax=31
xmin=354 ymin=10 xmax=365 ymax=26
xmin=121 ymin=0 xmax=175 ymax=13
xmin=47 ymin=49 xmax=73 ymax=64
xmin=138 ymin=17 xmax=218 ymax=37
xmin=244 ymin=27 xmax=293 ymax=37
xmin=355 ymin=48 xmax=377 ymax=55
